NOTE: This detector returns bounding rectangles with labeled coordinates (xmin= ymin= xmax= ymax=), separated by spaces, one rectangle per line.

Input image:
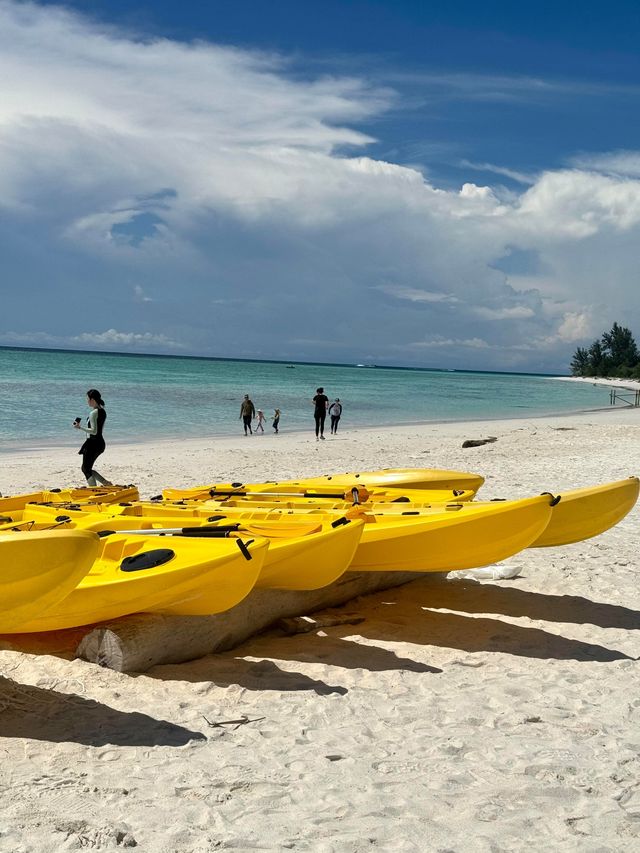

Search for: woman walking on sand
xmin=312 ymin=387 xmax=329 ymax=440
xmin=272 ymin=408 xmax=281 ymax=434
xmin=73 ymin=389 xmax=111 ymax=486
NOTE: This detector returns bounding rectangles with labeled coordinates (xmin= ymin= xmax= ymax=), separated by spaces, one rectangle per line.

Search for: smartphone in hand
xmin=74 ymin=417 xmax=81 ymax=425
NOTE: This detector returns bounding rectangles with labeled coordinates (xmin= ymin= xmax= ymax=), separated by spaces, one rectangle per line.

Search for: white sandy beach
xmin=2 ymin=403 xmax=640 ymax=852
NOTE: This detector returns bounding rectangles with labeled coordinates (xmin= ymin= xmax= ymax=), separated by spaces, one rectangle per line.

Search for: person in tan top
xmin=239 ymin=394 xmax=256 ymax=435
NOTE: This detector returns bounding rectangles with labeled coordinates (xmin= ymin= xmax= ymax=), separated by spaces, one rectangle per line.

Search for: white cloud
xmin=570 ymin=150 xmax=640 ymax=177
xmin=1 ymin=2 xmax=640 ymax=372
xmin=534 ymin=311 xmax=596 ymax=346
xmin=474 ymin=305 xmax=535 ymax=320
xmin=459 ymin=160 xmax=536 ymax=185
xmin=405 ymin=337 xmax=491 ymax=349
xmin=387 ymin=70 xmax=640 ymax=103
xmin=71 ymin=329 xmax=184 ymax=349
xmin=516 ymin=170 xmax=640 ymax=237
xmin=376 ymin=284 xmax=459 ymax=304
xmin=133 ymin=285 xmax=153 ymax=303
xmin=0 ymin=327 xmax=184 ymax=350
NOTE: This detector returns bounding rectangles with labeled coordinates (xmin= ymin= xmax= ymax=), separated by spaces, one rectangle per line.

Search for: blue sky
xmin=2 ymin=0 xmax=640 ymax=371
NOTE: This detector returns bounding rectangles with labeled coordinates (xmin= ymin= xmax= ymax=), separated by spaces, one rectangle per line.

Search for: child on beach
xmin=256 ymin=409 xmax=265 ymax=433
xmin=329 ymin=398 xmax=342 ymax=434
xmin=272 ymin=408 xmax=281 ymax=434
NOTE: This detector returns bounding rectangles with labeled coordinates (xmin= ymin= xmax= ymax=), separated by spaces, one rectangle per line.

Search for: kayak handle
xmin=541 ymin=492 xmax=562 ymax=507
xmin=236 ymin=538 xmax=254 ymax=560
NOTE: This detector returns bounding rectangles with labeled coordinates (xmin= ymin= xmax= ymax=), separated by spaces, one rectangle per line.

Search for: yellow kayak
xmin=0 ymin=511 xmax=364 ymax=592
xmin=201 ymin=488 xmax=476 ymax=509
xmin=299 ymin=467 xmax=485 ymax=492
xmin=204 ymin=485 xmax=476 ymax=505
xmin=153 ymin=485 xmax=476 ymax=510
xmin=15 ymin=495 xmax=554 ymax=573
xmin=347 ymin=495 xmax=554 ymax=571
xmin=191 ymin=495 xmax=554 ymax=572
xmin=0 ymin=485 xmax=139 ymax=514
xmin=198 ymin=477 xmax=639 ymax=549
xmin=15 ymin=475 xmax=638 ymax=550
xmin=529 ymin=477 xmax=639 ymax=547
xmin=5 ymin=485 xmax=477 ymax=524
xmin=96 ymin=517 xmax=363 ymax=591
xmin=160 ymin=467 xmax=484 ymax=501
xmin=9 ymin=533 xmax=270 ymax=633
xmin=0 ymin=530 xmax=100 ymax=632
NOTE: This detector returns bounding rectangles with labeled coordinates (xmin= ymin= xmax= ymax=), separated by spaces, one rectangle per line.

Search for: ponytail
xmin=87 ymin=389 xmax=105 ymax=407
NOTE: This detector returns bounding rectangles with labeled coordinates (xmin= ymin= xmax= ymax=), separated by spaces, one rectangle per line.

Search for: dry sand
xmin=2 ymin=404 xmax=640 ymax=852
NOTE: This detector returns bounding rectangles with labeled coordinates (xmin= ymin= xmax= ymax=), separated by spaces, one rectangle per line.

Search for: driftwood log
xmin=74 ymin=570 xmax=422 ymax=673
xmin=461 ymin=437 xmax=498 ymax=448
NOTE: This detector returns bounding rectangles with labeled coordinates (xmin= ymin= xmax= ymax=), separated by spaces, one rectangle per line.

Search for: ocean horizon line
xmin=0 ymin=343 xmax=566 ymax=379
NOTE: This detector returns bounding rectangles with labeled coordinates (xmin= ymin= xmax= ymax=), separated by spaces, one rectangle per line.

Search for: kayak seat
xmin=120 ymin=549 xmax=175 ymax=572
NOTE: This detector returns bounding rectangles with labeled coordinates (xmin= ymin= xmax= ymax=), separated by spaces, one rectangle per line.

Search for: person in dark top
xmin=73 ymin=388 xmax=111 ymax=486
xmin=239 ymin=394 xmax=256 ymax=435
xmin=272 ymin=408 xmax=281 ymax=434
xmin=312 ymin=387 xmax=329 ymax=440
xmin=329 ymin=398 xmax=342 ymax=434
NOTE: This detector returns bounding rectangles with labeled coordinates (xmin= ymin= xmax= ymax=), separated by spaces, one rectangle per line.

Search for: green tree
xmin=571 ymin=322 xmax=640 ymax=377
xmin=601 ymin=322 xmax=639 ymax=367
xmin=588 ymin=339 xmax=606 ymax=375
xmin=570 ymin=346 xmax=590 ymax=376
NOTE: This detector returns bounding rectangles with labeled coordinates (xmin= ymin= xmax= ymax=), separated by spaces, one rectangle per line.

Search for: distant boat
xmin=286 ymin=365 xmax=295 ymax=369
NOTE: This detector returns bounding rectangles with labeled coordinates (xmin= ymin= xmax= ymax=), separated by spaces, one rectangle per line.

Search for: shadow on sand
xmin=222 ymin=576 xmax=636 ymax=668
xmin=410 ymin=576 xmax=640 ymax=630
xmin=149 ymin=656 xmax=349 ymax=694
xmin=149 ymin=629 xmax=442 ymax=689
xmin=0 ymin=676 xmax=205 ymax=746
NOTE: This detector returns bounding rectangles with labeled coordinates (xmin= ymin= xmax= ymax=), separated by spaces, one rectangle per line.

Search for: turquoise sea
xmin=0 ymin=346 xmax=610 ymax=450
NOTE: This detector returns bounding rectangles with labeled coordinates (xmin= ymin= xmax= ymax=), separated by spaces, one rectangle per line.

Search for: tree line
xmin=571 ymin=322 xmax=640 ymax=378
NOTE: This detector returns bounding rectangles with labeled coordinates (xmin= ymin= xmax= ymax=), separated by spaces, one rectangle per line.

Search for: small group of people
xmin=240 ymin=389 xmax=343 ymax=439
xmin=312 ymin=387 xmax=342 ymax=440
xmin=239 ymin=395 xmax=280 ymax=435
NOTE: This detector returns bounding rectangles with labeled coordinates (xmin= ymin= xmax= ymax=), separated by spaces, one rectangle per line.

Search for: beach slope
xmin=1 ymin=408 xmax=640 ymax=851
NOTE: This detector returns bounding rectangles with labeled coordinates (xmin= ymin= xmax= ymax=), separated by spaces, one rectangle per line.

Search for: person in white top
xmin=329 ymin=398 xmax=342 ymax=434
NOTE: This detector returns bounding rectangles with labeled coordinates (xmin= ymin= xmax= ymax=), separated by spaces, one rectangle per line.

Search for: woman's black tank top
xmin=88 ymin=408 xmax=106 ymax=443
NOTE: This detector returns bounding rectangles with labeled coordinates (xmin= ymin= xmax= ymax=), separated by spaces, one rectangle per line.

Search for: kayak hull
xmin=530 ymin=477 xmax=639 ymax=547
xmin=0 ymin=530 xmax=100 ymax=632
xmin=346 ymin=495 xmax=553 ymax=572
xmin=8 ymin=534 xmax=269 ymax=633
